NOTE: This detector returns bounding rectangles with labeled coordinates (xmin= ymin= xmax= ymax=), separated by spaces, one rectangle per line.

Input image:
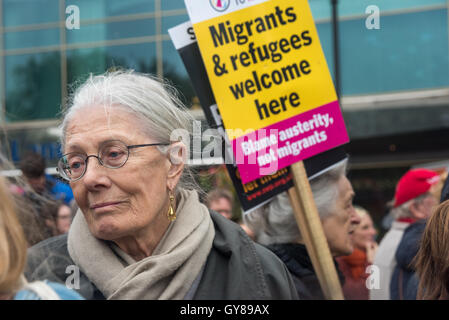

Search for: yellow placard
xmin=193 ymin=0 xmax=337 ymax=138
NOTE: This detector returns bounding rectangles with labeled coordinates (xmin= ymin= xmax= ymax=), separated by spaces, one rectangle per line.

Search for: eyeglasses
xmin=57 ymin=140 xmax=169 ymax=182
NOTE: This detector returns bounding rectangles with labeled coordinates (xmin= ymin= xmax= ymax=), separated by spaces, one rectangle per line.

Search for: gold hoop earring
xmin=167 ymin=191 xmax=176 ymax=222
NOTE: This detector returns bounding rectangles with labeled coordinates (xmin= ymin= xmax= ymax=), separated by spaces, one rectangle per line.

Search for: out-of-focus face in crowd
xmin=322 ymin=175 xmax=360 ymax=256
xmin=26 ymin=175 xmax=46 ymax=194
xmin=351 ymin=212 xmax=377 ymax=251
xmin=56 ymin=204 xmax=72 ymax=234
xmin=209 ymin=197 xmax=233 ymax=220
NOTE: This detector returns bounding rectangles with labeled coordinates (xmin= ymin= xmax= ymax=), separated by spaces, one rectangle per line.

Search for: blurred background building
xmin=0 ymin=0 xmax=448 ymax=231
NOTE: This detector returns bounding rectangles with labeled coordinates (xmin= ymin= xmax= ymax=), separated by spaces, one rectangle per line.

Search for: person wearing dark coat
xmin=25 ymin=210 xmax=297 ymax=300
xmin=441 ymin=175 xmax=449 ymax=202
xmin=390 ymin=220 xmax=426 ymax=300
xmin=244 ymin=159 xmax=361 ymax=300
xmin=268 ymin=243 xmax=345 ymax=300
xmin=412 ymin=174 xmax=449 ymax=299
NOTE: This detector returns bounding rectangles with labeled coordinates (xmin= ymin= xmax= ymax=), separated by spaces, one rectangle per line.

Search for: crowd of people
xmin=0 ymin=70 xmax=448 ymax=300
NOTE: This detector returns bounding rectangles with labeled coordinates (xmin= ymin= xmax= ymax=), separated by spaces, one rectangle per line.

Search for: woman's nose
xmin=82 ymin=157 xmax=110 ymax=190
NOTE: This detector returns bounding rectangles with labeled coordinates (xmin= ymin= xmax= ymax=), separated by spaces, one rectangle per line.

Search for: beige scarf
xmin=67 ymin=189 xmax=215 ymax=300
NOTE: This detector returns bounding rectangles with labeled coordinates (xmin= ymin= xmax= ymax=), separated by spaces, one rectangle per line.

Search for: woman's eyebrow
xmin=345 ymin=192 xmax=355 ymax=204
xmin=64 ymin=143 xmax=84 ymax=153
xmin=65 ymin=138 xmax=131 ymax=152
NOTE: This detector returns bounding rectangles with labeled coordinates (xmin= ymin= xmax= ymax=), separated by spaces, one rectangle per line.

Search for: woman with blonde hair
xmin=336 ymin=206 xmax=378 ymax=300
xmin=414 ymin=199 xmax=449 ymax=299
xmin=0 ymin=172 xmax=27 ymax=299
xmin=0 ymin=172 xmax=83 ymax=300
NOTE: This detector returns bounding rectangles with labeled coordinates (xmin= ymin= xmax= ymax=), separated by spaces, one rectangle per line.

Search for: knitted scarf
xmin=339 ymin=248 xmax=368 ymax=280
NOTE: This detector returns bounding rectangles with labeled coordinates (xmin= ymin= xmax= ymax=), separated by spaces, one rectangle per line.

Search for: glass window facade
xmin=65 ymin=0 xmax=156 ymax=19
xmin=5 ymin=28 xmax=60 ymax=50
xmin=308 ymin=0 xmax=449 ymax=141
xmin=310 ymin=1 xmax=449 ymax=96
xmin=5 ymin=52 xmax=61 ymax=122
xmin=3 ymin=0 xmax=59 ymax=27
xmin=0 ymin=0 xmax=448 ymax=166
xmin=339 ymin=8 xmax=449 ymax=95
xmin=66 ymin=19 xmax=156 ymax=44
xmin=1 ymin=0 xmax=194 ymax=125
xmin=161 ymin=0 xmax=186 ymax=11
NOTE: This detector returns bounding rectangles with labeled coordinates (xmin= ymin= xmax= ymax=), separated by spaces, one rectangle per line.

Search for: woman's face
xmin=56 ymin=204 xmax=72 ymax=234
xmin=64 ymin=106 xmax=178 ymax=242
xmin=351 ymin=214 xmax=377 ymax=251
xmin=322 ymin=176 xmax=361 ymax=257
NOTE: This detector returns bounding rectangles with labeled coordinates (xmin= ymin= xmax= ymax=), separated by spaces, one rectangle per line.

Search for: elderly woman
xmin=336 ymin=206 xmax=378 ymax=300
xmin=25 ymin=70 xmax=298 ymax=300
xmin=244 ymin=159 xmax=361 ymax=300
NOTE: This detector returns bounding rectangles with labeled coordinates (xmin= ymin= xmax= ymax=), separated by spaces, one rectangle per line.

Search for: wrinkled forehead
xmin=338 ymin=175 xmax=354 ymax=200
xmin=63 ymin=105 xmax=148 ymax=151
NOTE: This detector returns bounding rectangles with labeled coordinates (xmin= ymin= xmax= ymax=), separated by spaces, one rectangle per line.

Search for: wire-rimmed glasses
xmin=57 ymin=140 xmax=169 ymax=182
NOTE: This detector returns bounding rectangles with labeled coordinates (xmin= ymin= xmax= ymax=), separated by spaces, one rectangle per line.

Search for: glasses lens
xmin=59 ymin=154 xmax=86 ymax=181
xmin=99 ymin=141 xmax=128 ymax=168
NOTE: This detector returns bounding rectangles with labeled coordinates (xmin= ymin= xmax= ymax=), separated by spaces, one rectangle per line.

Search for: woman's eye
xmin=107 ymin=150 xmax=125 ymax=158
xmin=70 ymin=161 xmax=82 ymax=170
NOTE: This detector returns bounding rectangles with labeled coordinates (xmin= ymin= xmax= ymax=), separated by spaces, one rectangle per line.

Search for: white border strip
xmin=184 ymin=0 xmax=270 ymax=24
xmin=168 ymin=20 xmax=194 ymax=50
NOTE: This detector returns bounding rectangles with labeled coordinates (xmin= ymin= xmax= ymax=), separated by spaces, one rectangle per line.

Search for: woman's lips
xmin=90 ymin=201 xmax=122 ymax=210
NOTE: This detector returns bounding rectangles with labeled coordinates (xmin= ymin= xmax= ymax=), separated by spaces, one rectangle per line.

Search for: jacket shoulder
xmin=25 ymin=234 xmax=103 ymax=300
xmin=26 ymin=234 xmax=72 ymax=278
xmin=252 ymin=241 xmax=300 ymax=299
xmin=194 ymin=211 xmax=298 ymax=300
xmin=395 ymin=221 xmax=426 ymax=267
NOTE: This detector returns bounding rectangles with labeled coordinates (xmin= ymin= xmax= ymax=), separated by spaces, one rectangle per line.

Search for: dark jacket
xmin=441 ymin=176 xmax=449 ymax=202
xmin=267 ymin=243 xmax=345 ymax=300
xmin=390 ymin=220 xmax=426 ymax=300
xmin=25 ymin=211 xmax=299 ymax=300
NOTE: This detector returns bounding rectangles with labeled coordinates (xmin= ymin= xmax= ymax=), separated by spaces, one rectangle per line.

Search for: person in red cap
xmin=370 ymin=169 xmax=442 ymax=300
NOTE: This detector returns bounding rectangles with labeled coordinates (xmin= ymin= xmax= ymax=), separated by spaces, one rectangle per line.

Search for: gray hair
xmin=244 ymin=159 xmax=348 ymax=246
xmin=390 ymin=192 xmax=431 ymax=220
xmin=60 ymin=70 xmax=198 ymax=192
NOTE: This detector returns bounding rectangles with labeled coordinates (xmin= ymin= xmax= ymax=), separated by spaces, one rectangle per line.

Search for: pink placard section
xmin=232 ymin=100 xmax=349 ymax=184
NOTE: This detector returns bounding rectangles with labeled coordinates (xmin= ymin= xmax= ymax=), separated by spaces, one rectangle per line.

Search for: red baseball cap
xmin=394 ymin=169 xmax=440 ymax=208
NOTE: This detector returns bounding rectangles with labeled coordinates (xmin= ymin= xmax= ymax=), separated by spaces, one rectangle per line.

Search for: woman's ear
xmin=166 ymin=141 xmax=186 ymax=189
xmin=409 ymin=200 xmax=425 ymax=220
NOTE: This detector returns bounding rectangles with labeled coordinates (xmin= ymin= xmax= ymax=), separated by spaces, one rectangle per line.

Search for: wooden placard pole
xmin=287 ymin=161 xmax=344 ymax=300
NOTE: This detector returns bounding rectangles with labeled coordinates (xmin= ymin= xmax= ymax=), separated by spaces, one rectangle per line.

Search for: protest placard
xmin=169 ymin=20 xmax=348 ymax=213
xmin=184 ymin=0 xmax=349 ymax=184
xmin=169 ymin=20 xmax=294 ymax=213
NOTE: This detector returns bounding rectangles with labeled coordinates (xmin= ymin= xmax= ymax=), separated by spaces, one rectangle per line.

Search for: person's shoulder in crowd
xmin=14 ymin=280 xmax=84 ymax=300
xmin=25 ymin=234 xmax=104 ymax=300
xmin=25 ymin=211 xmax=298 ymax=300
xmin=194 ymin=210 xmax=299 ymax=300
xmin=395 ymin=220 xmax=427 ymax=267
xmin=390 ymin=220 xmax=426 ymax=300
xmin=268 ymin=242 xmax=325 ymax=300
